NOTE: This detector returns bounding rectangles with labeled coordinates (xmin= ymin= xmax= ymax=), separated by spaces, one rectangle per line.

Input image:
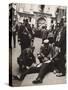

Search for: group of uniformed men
xmin=13 ymin=17 xmax=66 ymax=84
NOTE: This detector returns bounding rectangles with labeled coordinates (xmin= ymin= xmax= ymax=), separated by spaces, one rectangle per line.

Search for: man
xmin=47 ymin=20 xmax=55 ymax=43
xmin=32 ymin=24 xmax=36 ymax=36
xmin=54 ymin=22 xmax=60 ymax=43
xmin=24 ymin=19 xmax=34 ymax=48
xmin=13 ymin=46 xmax=36 ymax=80
xmin=54 ymin=17 xmax=66 ymax=76
xmin=18 ymin=19 xmax=32 ymax=54
xmin=31 ymin=24 xmax=36 ymax=41
xmin=33 ymin=39 xmax=60 ymax=84
xmin=38 ymin=39 xmax=53 ymax=63
xmin=50 ymin=20 xmax=54 ymax=31
xmin=41 ymin=26 xmax=48 ymax=43
xmin=25 ymin=19 xmax=33 ymax=39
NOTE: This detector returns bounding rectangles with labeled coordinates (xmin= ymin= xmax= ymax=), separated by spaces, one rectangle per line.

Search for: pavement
xmin=11 ymin=35 xmax=66 ymax=86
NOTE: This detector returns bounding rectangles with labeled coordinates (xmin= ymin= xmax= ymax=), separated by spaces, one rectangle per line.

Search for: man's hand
xmin=31 ymin=63 xmax=37 ymax=67
xmin=44 ymin=60 xmax=51 ymax=63
xmin=36 ymin=63 xmax=42 ymax=67
xmin=50 ymin=57 xmax=53 ymax=61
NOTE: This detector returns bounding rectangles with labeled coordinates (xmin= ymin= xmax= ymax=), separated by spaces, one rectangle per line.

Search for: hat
xmin=43 ymin=39 xmax=49 ymax=44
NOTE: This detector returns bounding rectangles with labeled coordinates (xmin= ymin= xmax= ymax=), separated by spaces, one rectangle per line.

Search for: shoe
xmin=53 ymin=69 xmax=60 ymax=74
xmin=32 ymin=78 xmax=42 ymax=84
xmin=13 ymin=75 xmax=22 ymax=81
xmin=56 ymin=73 xmax=65 ymax=77
xmin=53 ymin=70 xmax=57 ymax=74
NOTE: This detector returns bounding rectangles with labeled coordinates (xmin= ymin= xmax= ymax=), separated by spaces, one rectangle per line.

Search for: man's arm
xmin=50 ymin=46 xmax=61 ymax=62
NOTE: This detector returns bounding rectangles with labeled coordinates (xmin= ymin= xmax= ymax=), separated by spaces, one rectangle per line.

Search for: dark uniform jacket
xmin=22 ymin=48 xmax=36 ymax=66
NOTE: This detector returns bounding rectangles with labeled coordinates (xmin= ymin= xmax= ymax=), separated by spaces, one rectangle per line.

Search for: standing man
xmin=50 ymin=20 xmax=54 ymax=32
xmin=25 ymin=19 xmax=33 ymax=37
xmin=55 ymin=17 xmax=66 ymax=76
xmin=17 ymin=19 xmax=33 ymax=65
xmin=41 ymin=26 xmax=48 ymax=43
xmin=31 ymin=24 xmax=36 ymax=39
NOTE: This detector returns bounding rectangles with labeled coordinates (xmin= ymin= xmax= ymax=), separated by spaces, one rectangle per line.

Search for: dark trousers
xmin=54 ymin=58 xmax=66 ymax=75
xmin=20 ymin=67 xmax=41 ymax=79
xmin=12 ymin=32 xmax=16 ymax=48
xmin=20 ymin=39 xmax=31 ymax=54
xmin=38 ymin=57 xmax=66 ymax=80
xmin=20 ymin=62 xmax=54 ymax=80
xmin=37 ymin=62 xmax=54 ymax=80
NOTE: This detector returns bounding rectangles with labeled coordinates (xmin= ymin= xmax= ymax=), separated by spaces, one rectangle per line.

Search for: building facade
xmin=13 ymin=3 xmax=66 ymax=30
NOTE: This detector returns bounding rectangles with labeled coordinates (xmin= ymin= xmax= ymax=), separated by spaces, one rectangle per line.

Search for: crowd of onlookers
xmin=10 ymin=16 xmax=66 ymax=84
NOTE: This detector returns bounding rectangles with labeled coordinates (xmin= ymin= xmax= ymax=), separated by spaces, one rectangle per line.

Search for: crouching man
xmin=32 ymin=41 xmax=65 ymax=84
xmin=37 ymin=39 xmax=54 ymax=63
xmin=13 ymin=46 xmax=36 ymax=80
